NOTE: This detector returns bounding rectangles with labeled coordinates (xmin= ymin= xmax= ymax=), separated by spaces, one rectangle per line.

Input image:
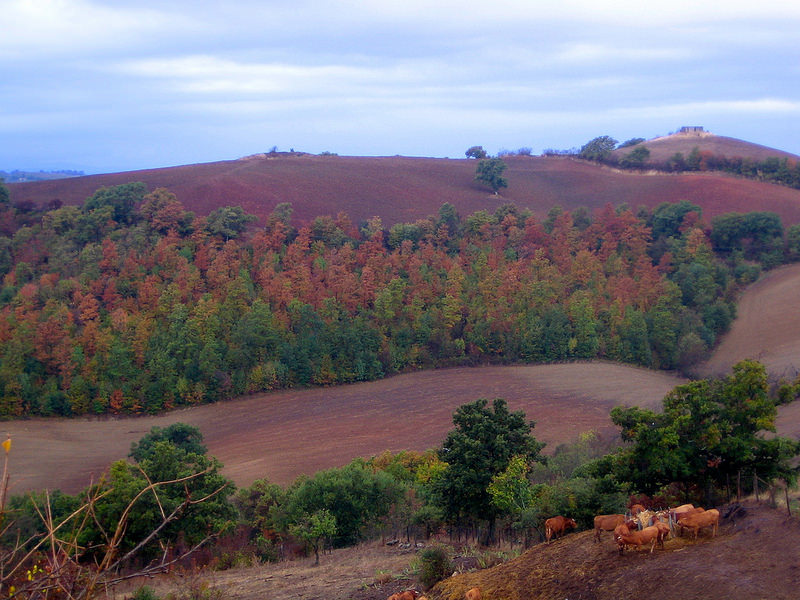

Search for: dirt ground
xmin=433 ymin=500 xmax=800 ymax=600
xmin=699 ymin=262 xmax=800 ymax=380
xmin=10 ymin=151 xmax=800 ymax=230
xmin=6 ymin=362 xmax=685 ymax=494
xmin=112 ymin=500 xmax=800 ymax=600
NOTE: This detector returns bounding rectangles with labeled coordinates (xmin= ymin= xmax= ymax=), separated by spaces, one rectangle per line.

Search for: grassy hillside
xmin=114 ymin=500 xmax=800 ymax=600
xmin=612 ymin=130 xmax=800 ymax=164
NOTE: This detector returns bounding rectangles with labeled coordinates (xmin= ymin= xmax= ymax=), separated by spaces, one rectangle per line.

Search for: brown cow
xmin=388 ymin=592 xmax=417 ymax=600
xmin=673 ymin=506 xmax=705 ymax=536
xmin=465 ymin=587 xmax=482 ymax=600
xmin=629 ymin=503 xmax=646 ymax=516
xmin=593 ymin=514 xmax=626 ymax=542
xmin=670 ymin=503 xmax=701 ymax=522
xmin=545 ymin=515 xmax=577 ymax=543
xmin=654 ymin=521 xmax=671 ymax=548
xmin=613 ymin=520 xmax=637 ymax=552
xmin=615 ymin=525 xmax=661 ymax=554
xmin=677 ymin=508 xmax=720 ymax=539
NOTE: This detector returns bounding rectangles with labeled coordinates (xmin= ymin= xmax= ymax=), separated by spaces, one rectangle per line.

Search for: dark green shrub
xmin=132 ymin=586 xmax=159 ymax=600
xmin=418 ymin=545 xmax=452 ymax=589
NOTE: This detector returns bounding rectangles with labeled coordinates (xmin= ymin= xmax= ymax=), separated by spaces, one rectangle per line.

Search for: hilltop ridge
xmin=8 ymin=140 xmax=800 ymax=228
xmin=613 ymin=128 xmax=800 ymax=164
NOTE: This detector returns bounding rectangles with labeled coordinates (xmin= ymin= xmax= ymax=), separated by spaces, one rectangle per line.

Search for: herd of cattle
xmin=387 ymin=588 xmax=483 ymax=600
xmin=386 ymin=503 xmax=720 ymax=600
xmin=548 ymin=502 xmax=720 ymax=553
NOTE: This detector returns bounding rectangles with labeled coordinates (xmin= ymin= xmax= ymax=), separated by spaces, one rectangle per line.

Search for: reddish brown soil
xmin=700 ymin=262 xmax=800 ymax=381
xmin=9 ymin=152 xmax=800 ymax=228
xmin=6 ymin=363 xmax=685 ymax=495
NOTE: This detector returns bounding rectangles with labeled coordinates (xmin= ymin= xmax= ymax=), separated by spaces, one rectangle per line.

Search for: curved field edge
xmin=7 ymin=362 xmax=685 ymax=494
xmin=9 ymin=263 xmax=800 ymax=495
xmin=698 ymin=262 xmax=800 ymax=380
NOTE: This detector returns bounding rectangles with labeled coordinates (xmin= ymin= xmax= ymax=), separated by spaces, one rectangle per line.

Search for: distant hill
xmin=1 ymin=169 xmax=84 ymax=183
xmin=612 ymin=128 xmax=800 ymax=163
xmin=8 ymin=138 xmax=800 ymax=227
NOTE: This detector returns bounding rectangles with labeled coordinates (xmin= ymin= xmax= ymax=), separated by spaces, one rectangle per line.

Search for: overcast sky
xmin=2 ymin=0 xmax=799 ymax=174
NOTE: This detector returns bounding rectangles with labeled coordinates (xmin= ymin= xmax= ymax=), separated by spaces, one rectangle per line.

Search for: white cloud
xmin=0 ymin=0 xmax=195 ymax=58
xmin=612 ymin=98 xmax=800 ymax=120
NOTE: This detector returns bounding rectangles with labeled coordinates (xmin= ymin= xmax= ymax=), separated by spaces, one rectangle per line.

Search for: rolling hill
xmin=4 ymin=132 xmax=800 ymax=495
xmin=612 ymin=128 xmax=800 ymax=164
xmin=8 ymin=138 xmax=800 ymax=229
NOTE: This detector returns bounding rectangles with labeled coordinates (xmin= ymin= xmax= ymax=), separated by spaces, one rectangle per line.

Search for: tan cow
xmin=593 ymin=514 xmax=626 ymax=542
xmin=545 ymin=515 xmax=577 ymax=543
xmin=615 ymin=524 xmax=661 ymax=554
xmin=673 ymin=506 xmax=705 ymax=536
xmin=465 ymin=587 xmax=482 ymax=600
xmin=677 ymin=508 xmax=720 ymax=539
xmin=654 ymin=521 xmax=671 ymax=548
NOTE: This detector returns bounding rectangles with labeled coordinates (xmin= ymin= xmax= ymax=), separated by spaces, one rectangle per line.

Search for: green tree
xmin=83 ymin=182 xmax=146 ymax=225
xmin=488 ymin=455 xmax=534 ymax=514
xmin=204 ymin=206 xmax=257 ymax=240
xmin=432 ymin=399 xmax=545 ymax=543
xmin=610 ymin=360 xmax=799 ymax=500
xmin=579 ymin=136 xmax=618 ymax=162
xmin=279 ymin=460 xmax=403 ymax=547
xmin=465 ymin=146 xmax=488 ymax=159
xmin=289 ymin=508 xmax=336 ymax=565
xmin=129 ymin=422 xmax=207 ymax=462
xmin=618 ymin=137 xmax=645 ymax=149
xmin=474 ymin=158 xmax=508 ymax=194
xmin=650 ymin=200 xmax=702 ymax=242
xmin=0 ymin=179 xmax=9 ymax=208
xmin=619 ymin=145 xmax=650 ymax=168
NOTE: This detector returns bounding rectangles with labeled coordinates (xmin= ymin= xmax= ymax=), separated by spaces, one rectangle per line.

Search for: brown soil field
xmin=9 ymin=152 xmax=800 ymax=228
xmin=113 ymin=500 xmax=799 ymax=600
xmin=6 ymin=362 xmax=685 ymax=495
xmin=699 ymin=262 xmax=800 ymax=381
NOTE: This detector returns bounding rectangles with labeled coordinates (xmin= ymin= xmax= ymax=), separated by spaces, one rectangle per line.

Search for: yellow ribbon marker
xmin=1 ymin=438 xmax=10 ymax=454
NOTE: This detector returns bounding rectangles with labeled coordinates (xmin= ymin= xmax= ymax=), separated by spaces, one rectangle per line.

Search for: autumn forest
xmin=0 ymin=181 xmax=793 ymax=419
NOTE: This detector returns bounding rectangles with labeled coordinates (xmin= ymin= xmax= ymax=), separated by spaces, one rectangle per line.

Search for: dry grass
xmin=432 ymin=501 xmax=800 ymax=600
xmin=115 ymin=540 xmax=421 ymax=600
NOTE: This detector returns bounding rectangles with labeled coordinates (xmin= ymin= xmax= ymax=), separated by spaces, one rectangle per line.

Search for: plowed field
xmin=6 ymin=363 xmax=684 ymax=494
